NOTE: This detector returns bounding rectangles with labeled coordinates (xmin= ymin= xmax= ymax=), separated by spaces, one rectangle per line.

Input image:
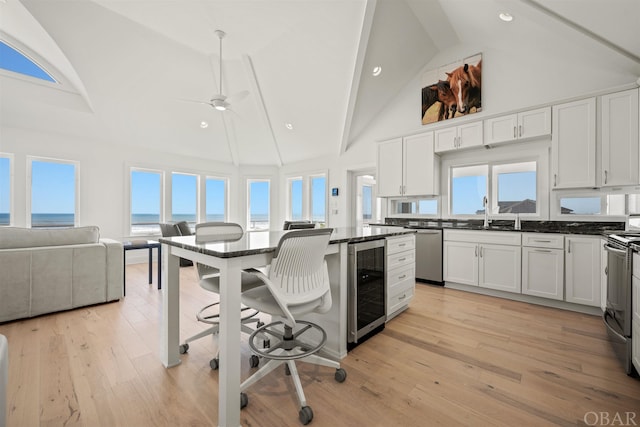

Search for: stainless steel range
xmin=604 ymin=232 xmax=639 ymax=376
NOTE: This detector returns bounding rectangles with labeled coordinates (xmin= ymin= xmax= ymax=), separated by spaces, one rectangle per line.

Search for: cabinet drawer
xmin=522 ymin=233 xmax=564 ymax=249
xmin=444 ymin=230 xmax=521 ymax=246
xmin=386 ymin=235 xmax=415 ymax=255
xmin=634 ymin=252 xmax=640 ymax=279
xmin=387 ymin=249 xmax=415 ymax=271
xmin=387 ymin=285 xmax=414 ymax=316
xmin=633 ymin=275 xmax=640 ymax=323
xmin=387 ymin=264 xmax=415 ymax=291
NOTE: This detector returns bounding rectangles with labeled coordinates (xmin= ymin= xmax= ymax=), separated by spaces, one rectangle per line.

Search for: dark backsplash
xmin=383 ymin=218 xmax=625 ymax=235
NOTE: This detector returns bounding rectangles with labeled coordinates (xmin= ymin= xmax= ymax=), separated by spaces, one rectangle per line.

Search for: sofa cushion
xmin=0 ymin=226 xmax=100 ymax=249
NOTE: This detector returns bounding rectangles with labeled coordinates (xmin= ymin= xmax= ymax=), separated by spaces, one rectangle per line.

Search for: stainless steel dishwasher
xmin=413 ymin=229 xmax=443 ymax=284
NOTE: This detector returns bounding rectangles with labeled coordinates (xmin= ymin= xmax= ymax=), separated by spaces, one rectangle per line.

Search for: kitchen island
xmin=159 ymin=226 xmax=414 ymax=427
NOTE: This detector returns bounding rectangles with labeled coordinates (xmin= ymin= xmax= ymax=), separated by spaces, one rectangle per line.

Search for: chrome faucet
xmin=483 ymin=196 xmax=489 ymax=229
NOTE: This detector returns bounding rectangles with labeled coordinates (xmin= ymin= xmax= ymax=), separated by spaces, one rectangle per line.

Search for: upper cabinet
xmin=434 ymin=121 xmax=483 ymax=153
xmin=551 ymin=97 xmax=597 ymax=189
xmin=484 ymin=107 xmax=551 ymax=146
xmin=377 ymin=132 xmax=440 ymax=197
xmin=600 ymin=88 xmax=639 ymax=187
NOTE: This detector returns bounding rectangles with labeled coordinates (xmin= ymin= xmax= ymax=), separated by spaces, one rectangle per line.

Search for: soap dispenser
xmin=514 ymin=213 xmax=521 ymax=230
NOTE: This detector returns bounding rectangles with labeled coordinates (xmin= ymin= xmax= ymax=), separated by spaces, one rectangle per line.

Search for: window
xmin=0 ymin=156 xmax=11 ymax=226
xmin=559 ymin=196 xmax=602 ymax=215
xmin=362 ymin=185 xmax=373 ymax=220
xmin=0 ymin=41 xmax=55 ymax=83
xmin=172 ymin=173 xmax=197 ymax=225
xmin=493 ymin=161 xmax=537 ymax=214
xmin=451 ymin=165 xmax=488 ymax=215
xmin=131 ymin=169 xmax=162 ymax=234
xmin=289 ymin=178 xmax=303 ymax=221
xmin=310 ymin=175 xmax=326 ymax=224
xmin=248 ymin=179 xmax=270 ymax=231
xmin=393 ymin=198 xmax=438 ymax=216
xmin=30 ymin=159 xmax=77 ymax=227
xmin=206 ymin=177 xmax=227 ymax=222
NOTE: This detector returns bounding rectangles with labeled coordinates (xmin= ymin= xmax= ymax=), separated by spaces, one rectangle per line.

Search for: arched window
xmin=0 ymin=40 xmax=56 ymax=83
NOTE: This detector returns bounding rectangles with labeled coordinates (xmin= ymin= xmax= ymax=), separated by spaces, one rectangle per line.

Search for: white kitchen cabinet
xmin=434 ymin=121 xmax=483 ymax=153
xmin=521 ymin=233 xmax=565 ymax=300
xmin=565 ymin=235 xmax=601 ymax=307
xmin=377 ymin=132 xmax=439 ymax=197
xmin=484 ymin=107 xmax=551 ymax=146
xmin=443 ymin=241 xmax=479 ymax=286
xmin=386 ymin=234 xmax=416 ymax=320
xmin=551 ymin=97 xmax=597 ymax=189
xmin=600 ymin=88 xmax=639 ymax=187
xmin=478 ymin=244 xmax=522 ymax=293
xmin=443 ymin=230 xmax=521 ymax=293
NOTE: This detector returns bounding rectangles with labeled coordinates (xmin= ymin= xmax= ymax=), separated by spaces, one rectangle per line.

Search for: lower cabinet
xmin=386 ymin=234 xmax=416 ymax=320
xmin=443 ymin=231 xmax=521 ymax=293
xmin=565 ymin=236 xmax=602 ymax=307
xmin=521 ymin=233 xmax=565 ymax=300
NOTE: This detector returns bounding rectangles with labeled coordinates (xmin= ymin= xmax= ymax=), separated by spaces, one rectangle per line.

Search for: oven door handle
xmin=604 ymin=244 xmax=627 ymax=255
xmin=603 ymin=310 xmax=627 ymax=342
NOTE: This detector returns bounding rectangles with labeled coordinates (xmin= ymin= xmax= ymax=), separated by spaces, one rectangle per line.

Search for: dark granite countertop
xmin=379 ymin=219 xmax=625 ymax=236
xmin=160 ymin=226 xmax=415 ymax=258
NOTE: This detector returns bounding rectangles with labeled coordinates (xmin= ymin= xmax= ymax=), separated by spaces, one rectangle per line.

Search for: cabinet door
xmin=601 ymin=88 xmax=639 ymax=187
xmin=484 ymin=114 xmax=517 ymax=145
xmin=434 ymin=127 xmax=458 ymax=153
xmin=565 ymin=236 xmax=601 ymax=307
xmin=403 ymin=132 xmax=438 ymax=196
xmin=478 ymin=244 xmax=521 ymax=293
xmin=377 ymin=138 xmax=403 ymax=197
xmin=443 ymin=241 xmax=478 ymax=286
xmin=551 ymin=98 xmax=596 ymax=189
xmin=522 ymin=247 xmax=564 ymax=300
xmin=458 ymin=121 xmax=483 ymax=149
xmin=518 ymin=107 xmax=551 ymax=140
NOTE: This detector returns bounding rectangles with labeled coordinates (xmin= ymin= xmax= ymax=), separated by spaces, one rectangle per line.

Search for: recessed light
xmin=499 ymin=12 xmax=514 ymax=22
xmin=285 ymin=123 xmax=294 ymax=130
xmin=372 ymin=66 xmax=382 ymax=77
xmin=200 ymin=121 xmax=209 ymax=129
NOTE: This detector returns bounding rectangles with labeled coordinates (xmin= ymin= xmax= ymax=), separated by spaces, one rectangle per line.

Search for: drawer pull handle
xmin=398 ymin=243 xmax=406 ymax=247
xmin=398 ymin=274 xmax=407 ymax=280
xmin=533 ymin=240 xmax=551 ymax=243
xmin=398 ymin=257 xmax=406 ymax=262
xmin=399 ymin=294 xmax=406 ymax=300
xmin=534 ymin=249 xmax=552 ymax=253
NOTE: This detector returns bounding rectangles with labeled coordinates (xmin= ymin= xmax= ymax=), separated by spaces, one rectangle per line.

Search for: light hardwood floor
xmin=1 ymin=263 xmax=639 ymax=426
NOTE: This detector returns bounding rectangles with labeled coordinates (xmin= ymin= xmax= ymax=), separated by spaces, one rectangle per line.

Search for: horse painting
xmin=421 ymin=53 xmax=482 ymax=125
xmin=446 ymin=59 xmax=481 ymax=115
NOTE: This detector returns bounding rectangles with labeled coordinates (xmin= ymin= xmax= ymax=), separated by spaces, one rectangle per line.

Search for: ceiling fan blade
xmin=226 ymin=90 xmax=249 ymax=105
xmin=177 ymin=98 xmax=213 ymax=106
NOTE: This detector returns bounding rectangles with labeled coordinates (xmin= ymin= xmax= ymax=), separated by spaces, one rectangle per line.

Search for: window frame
xmin=129 ymin=167 xmax=165 ymax=236
xmin=171 ymin=171 xmax=200 ymax=226
xmin=0 ymin=153 xmax=14 ymax=227
xmin=246 ymin=178 xmax=271 ymax=231
xmin=551 ymin=189 xmax=627 ymax=221
xmin=27 ymin=156 xmax=80 ymax=228
xmin=204 ymin=175 xmax=229 ymax=223
xmin=490 ymin=160 xmax=538 ymax=215
xmin=309 ymin=173 xmax=327 ymax=225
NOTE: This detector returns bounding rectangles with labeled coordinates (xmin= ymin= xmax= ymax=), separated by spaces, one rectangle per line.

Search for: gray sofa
xmin=0 ymin=226 xmax=123 ymax=323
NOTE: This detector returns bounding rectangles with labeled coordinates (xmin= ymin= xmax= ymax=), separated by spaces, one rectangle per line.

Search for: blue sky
xmin=31 ymin=161 xmax=75 ymax=213
xmin=0 ymin=41 xmax=55 ymax=82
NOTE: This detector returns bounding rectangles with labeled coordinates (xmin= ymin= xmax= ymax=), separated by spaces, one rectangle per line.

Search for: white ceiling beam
xmin=221 ymin=114 xmax=240 ymax=166
xmin=338 ymin=0 xmax=378 ymax=155
xmin=242 ymin=54 xmax=283 ymax=167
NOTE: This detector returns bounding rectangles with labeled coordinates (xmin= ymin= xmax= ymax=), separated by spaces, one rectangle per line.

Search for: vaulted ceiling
xmin=2 ymin=0 xmax=639 ymax=166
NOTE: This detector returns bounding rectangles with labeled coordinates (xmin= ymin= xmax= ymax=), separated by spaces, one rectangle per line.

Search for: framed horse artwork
xmin=421 ymin=53 xmax=482 ymax=125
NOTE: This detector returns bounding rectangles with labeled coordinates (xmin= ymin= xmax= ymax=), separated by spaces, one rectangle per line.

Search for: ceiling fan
xmin=182 ymin=29 xmax=248 ymax=113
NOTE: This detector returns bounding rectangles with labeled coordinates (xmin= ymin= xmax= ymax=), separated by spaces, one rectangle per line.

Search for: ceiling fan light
xmin=499 ymin=12 xmax=514 ymax=22
xmin=214 ymin=104 xmax=226 ymax=111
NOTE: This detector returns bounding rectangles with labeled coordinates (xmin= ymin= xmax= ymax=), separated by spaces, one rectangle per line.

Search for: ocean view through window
xmin=206 ymin=177 xmax=227 ymax=222
xmin=172 ymin=173 xmax=197 ymax=225
xmin=310 ymin=175 xmax=326 ymax=223
xmin=30 ymin=159 xmax=76 ymax=227
xmin=290 ymin=178 xmax=303 ymax=221
xmin=131 ymin=169 xmax=161 ymax=234
xmin=248 ymin=179 xmax=270 ymax=230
